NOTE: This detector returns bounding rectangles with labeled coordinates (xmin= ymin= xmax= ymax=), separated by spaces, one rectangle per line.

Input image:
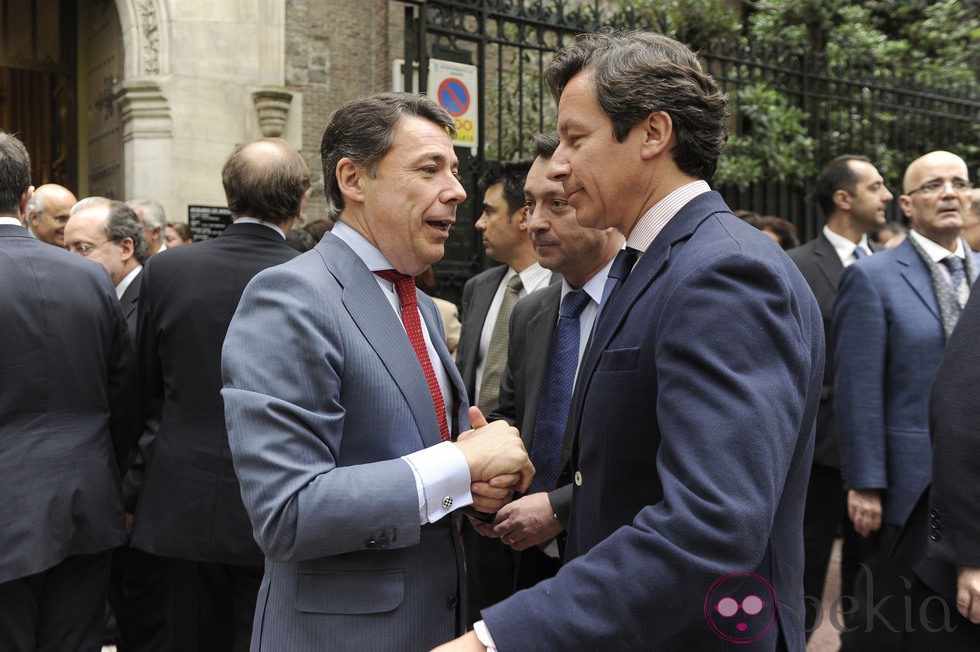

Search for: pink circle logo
xmin=703 ymin=572 xmax=778 ymax=644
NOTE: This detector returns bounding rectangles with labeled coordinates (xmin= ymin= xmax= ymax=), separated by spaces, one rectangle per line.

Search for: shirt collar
xmin=823 ymin=225 xmax=871 ymax=264
xmin=908 ymin=229 xmax=964 ymax=263
xmin=560 ymin=254 xmax=615 ymax=306
xmin=0 ymin=217 xmax=25 ymax=227
xmin=234 ymin=217 xmax=286 ymax=239
xmin=332 ymin=220 xmax=395 ymax=271
xmin=115 ymin=265 xmax=143 ymax=300
xmin=626 ymin=180 xmax=711 ymax=253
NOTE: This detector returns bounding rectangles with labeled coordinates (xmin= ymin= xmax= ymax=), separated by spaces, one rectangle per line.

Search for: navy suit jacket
xmin=833 ymin=237 xmax=979 ymax=526
xmin=482 ymin=192 xmax=824 ymax=650
xmin=222 ymin=232 xmax=469 ymax=650
xmin=131 ymin=222 xmax=298 ymax=565
xmin=0 ymin=224 xmax=136 ymax=584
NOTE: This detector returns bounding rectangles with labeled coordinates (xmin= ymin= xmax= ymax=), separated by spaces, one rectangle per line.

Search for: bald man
xmin=129 ymin=138 xmax=309 ymax=650
xmin=834 ymin=150 xmax=976 ymax=647
xmin=26 ymin=183 xmax=77 ymax=247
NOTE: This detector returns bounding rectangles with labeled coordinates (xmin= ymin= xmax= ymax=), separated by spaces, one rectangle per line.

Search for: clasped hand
xmin=454 ymin=407 xmax=534 ymax=513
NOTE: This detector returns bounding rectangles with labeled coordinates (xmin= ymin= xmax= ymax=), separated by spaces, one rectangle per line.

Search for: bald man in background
xmin=26 ymin=183 xmax=77 ymax=247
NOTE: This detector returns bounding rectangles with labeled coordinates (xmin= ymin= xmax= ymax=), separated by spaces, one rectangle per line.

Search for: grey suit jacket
xmin=491 ymin=283 xmax=573 ymax=523
xmin=222 ymin=233 xmax=469 ymax=650
xmin=0 ymin=224 xmax=136 ymax=584
xmin=456 ymin=265 xmax=508 ymax=402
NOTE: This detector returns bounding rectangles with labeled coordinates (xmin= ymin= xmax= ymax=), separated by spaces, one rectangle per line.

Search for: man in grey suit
xmin=787 ymin=155 xmax=893 ymax=635
xmin=834 ymin=150 xmax=976 ymax=647
xmin=222 ymin=93 xmax=533 ymax=651
xmin=0 ymin=131 xmax=137 ymax=650
xmin=471 ymin=132 xmax=623 ymax=589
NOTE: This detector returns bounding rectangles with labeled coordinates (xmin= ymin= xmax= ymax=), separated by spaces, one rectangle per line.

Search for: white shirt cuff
xmin=473 ymin=620 xmax=498 ymax=651
xmin=402 ymin=441 xmax=472 ymax=525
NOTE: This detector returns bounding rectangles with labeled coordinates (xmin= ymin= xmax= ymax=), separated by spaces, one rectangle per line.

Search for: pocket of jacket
xmin=295 ymin=569 xmax=404 ymax=614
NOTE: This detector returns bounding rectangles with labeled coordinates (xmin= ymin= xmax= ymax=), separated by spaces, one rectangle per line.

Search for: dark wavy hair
xmin=545 ymin=29 xmax=728 ymax=182
xmin=320 ymin=93 xmax=455 ymax=219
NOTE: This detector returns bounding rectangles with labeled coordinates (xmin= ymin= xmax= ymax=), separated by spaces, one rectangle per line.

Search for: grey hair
xmin=127 ymin=199 xmax=166 ymax=229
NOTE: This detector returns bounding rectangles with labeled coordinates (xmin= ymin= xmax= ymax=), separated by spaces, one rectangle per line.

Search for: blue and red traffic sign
xmin=437 ymin=78 xmax=470 ymax=117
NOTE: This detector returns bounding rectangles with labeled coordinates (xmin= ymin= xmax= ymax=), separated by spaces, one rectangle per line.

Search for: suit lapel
xmin=319 ymin=236 xmax=443 ymax=448
xmin=570 ymin=193 xmax=732 ymax=444
xmin=422 ymin=295 xmax=469 ymax=436
xmin=895 ymin=240 xmax=942 ymax=322
xmin=812 ymin=234 xmax=843 ymax=292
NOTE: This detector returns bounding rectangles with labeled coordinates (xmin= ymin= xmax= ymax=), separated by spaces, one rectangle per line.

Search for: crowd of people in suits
xmin=1 ymin=26 xmax=979 ymax=652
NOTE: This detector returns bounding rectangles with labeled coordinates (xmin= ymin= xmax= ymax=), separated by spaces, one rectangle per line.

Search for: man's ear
xmin=834 ymin=188 xmax=852 ymax=212
xmin=639 ymin=111 xmax=674 ymax=161
xmin=336 ymin=158 xmax=366 ymax=204
xmin=118 ymin=236 xmax=135 ymax=262
xmin=19 ymin=186 xmax=33 ymax=223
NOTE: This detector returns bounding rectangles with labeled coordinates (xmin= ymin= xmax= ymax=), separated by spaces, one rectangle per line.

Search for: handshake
xmin=454 ymin=406 xmax=535 ymax=513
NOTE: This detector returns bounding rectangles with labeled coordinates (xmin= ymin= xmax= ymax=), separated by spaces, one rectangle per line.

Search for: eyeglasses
xmin=68 ymin=240 xmax=114 ymax=256
xmin=905 ymin=178 xmax=972 ymax=196
xmin=715 ymin=595 xmax=765 ymax=617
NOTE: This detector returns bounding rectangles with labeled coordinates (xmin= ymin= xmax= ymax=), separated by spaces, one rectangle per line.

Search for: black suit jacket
xmin=902 ymin=283 xmax=980 ymax=604
xmin=456 ymin=265 xmax=508 ymax=403
xmin=788 ymin=233 xmax=844 ymax=468
xmin=130 ymin=222 xmax=298 ymax=565
xmin=0 ymin=224 xmax=137 ymax=584
xmin=119 ymin=268 xmax=142 ymax=342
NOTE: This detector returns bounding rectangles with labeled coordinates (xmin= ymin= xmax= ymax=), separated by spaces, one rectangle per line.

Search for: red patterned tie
xmin=374 ymin=270 xmax=450 ymax=442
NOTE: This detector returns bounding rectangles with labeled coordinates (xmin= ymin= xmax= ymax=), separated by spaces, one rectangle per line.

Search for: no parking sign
xmin=428 ymin=59 xmax=479 ymax=149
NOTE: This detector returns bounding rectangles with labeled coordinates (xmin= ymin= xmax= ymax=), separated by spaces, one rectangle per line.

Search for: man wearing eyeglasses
xmin=834 ymin=150 xmax=976 ymax=647
xmin=65 ymin=199 xmax=146 ymax=339
xmin=64 ymin=198 xmax=163 ymax=650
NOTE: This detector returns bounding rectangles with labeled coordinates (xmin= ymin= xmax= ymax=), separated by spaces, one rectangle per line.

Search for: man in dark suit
xmin=469 ymin=132 xmax=623 ymax=590
xmin=129 ymin=137 xmax=310 ymax=650
xmin=457 ymin=159 xmax=549 ymax=416
xmin=834 ymin=150 xmax=976 ymax=647
xmin=65 ymin=198 xmax=161 ymax=649
xmin=221 ymin=93 xmax=533 ymax=650
xmin=787 ymin=155 xmax=893 ymax=635
xmin=457 ymin=159 xmax=555 ymax=623
xmin=437 ymin=30 xmax=823 ymax=651
xmin=65 ymin=198 xmax=147 ymax=340
xmin=0 ymin=131 xmax=137 ymax=650
xmin=896 ymin=279 xmax=980 ymax=649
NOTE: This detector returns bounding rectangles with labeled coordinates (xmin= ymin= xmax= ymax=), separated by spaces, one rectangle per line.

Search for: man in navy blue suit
xmin=436 ymin=30 xmax=824 ymax=651
xmin=834 ymin=150 xmax=976 ymax=648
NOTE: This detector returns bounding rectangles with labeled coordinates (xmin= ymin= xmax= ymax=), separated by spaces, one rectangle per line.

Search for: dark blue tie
xmin=598 ymin=247 xmax=639 ymax=319
xmin=527 ymin=289 xmax=591 ymax=495
xmin=853 ymin=246 xmax=867 ymax=260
